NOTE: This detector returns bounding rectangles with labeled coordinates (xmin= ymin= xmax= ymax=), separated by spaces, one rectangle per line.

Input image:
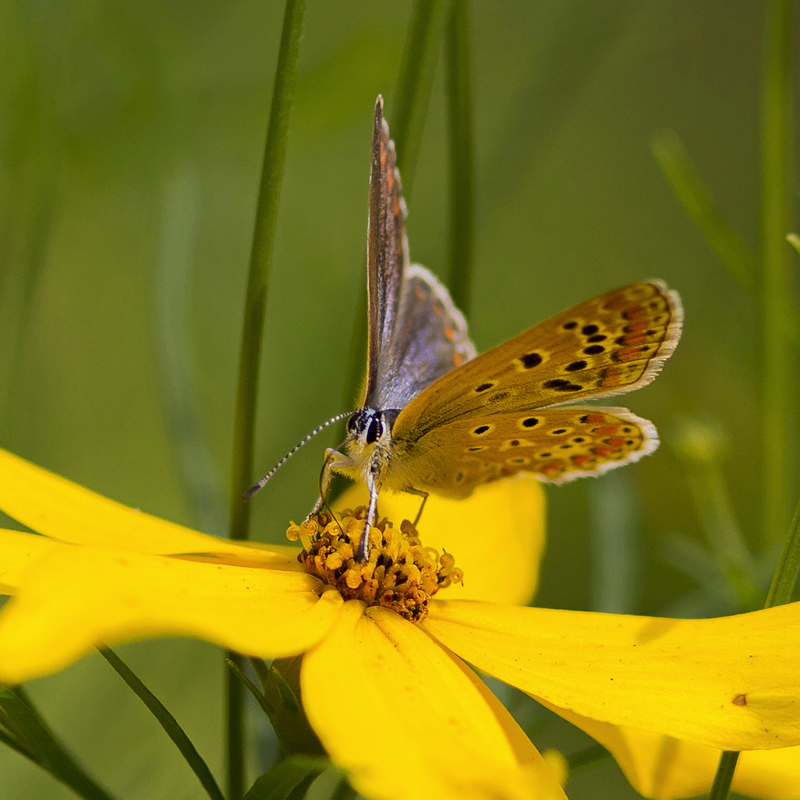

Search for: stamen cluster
xmin=288 ymin=507 xmax=463 ymax=622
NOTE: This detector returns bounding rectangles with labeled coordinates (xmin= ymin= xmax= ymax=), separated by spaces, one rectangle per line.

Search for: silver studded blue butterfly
xmin=247 ymin=96 xmax=682 ymax=561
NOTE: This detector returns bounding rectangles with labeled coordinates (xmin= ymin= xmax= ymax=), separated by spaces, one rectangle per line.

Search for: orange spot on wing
xmin=623 ymin=304 xmax=646 ymax=320
xmin=453 ymin=353 xmax=464 ymax=367
xmin=444 ymin=324 xmax=456 ymax=342
xmin=583 ymin=413 xmax=606 ymax=424
xmin=616 ymin=346 xmax=642 ymax=362
xmin=591 ymin=446 xmax=613 ymax=457
xmin=620 ymin=333 xmax=647 ymax=346
xmin=592 ymin=425 xmax=620 ymax=435
xmin=624 ymin=320 xmax=650 ymax=333
xmin=603 ymin=295 xmax=628 ymax=310
xmin=571 ymin=455 xmax=592 ymax=467
xmin=606 ymin=437 xmax=627 ymax=448
xmin=541 ymin=461 xmax=566 ymax=477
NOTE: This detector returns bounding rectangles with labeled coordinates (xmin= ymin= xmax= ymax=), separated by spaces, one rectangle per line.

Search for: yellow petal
xmin=424 ymin=600 xmax=800 ymax=750
xmin=0 ymin=529 xmax=56 ymax=592
xmin=537 ymin=700 xmax=800 ymax=799
xmin=0 ymin=544 xmax=342 ymax=684
xmin=337 ymin=475 xmax=546 ymax=605
xmin=0 ymin=447 xmax=294 ymax=562
xmin=301 ymin=601 xmax=565 ymax=800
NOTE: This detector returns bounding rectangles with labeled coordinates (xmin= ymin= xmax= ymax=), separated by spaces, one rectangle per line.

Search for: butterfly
xmin=246 ymin=96 xmax=683 ymax=561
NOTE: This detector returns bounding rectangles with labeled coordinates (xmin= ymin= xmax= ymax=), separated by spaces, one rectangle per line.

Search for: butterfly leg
xmin=306 ymin=447 xmax=352 ymax=520
xmin=406 ymin=488 xmax=429 ymax=528
xmin=358 ymin=469 xmax=382 ymax=562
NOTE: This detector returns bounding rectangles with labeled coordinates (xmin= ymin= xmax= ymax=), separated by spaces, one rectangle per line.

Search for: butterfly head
xmin=345 ymin=408 xmax=400 ymax=463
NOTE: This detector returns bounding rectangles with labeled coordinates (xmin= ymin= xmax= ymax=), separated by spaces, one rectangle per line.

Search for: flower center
xmin=288 ymin=506 xmax=462 ymax=622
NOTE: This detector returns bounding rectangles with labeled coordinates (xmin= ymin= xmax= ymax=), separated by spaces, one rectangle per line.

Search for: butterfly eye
xmin=366 ymin=416 xmax=382 ymax=445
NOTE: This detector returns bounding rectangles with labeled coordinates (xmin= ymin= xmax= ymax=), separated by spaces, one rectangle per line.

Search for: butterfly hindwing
xmin=389 ymin=406 xmax=657 ymax=497
xmin=371 ymin=265 xmax=477 ymax=410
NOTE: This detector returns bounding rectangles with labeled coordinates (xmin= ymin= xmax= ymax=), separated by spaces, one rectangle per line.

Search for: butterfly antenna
xmin=242 ymin=411 xmax=358 ymax=501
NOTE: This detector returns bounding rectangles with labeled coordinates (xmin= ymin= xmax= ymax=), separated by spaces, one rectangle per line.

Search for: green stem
xmin=709 ymin=751 xmax=740 ymax=800
xmin=711 ymin=3 xmax=794 ymax=794
xmin=392 ymin=0 xmax=453 ymax=192
xmin=444 ymin=0 xmax=475 ymax=315
xmin=759 ymin=0 xmax=792 ymax=547
xmin=227 ymin=1 xmax=305 ymax=797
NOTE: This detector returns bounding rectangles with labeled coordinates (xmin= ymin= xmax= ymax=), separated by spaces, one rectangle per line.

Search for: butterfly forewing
xmin=364 ymin=97 xmax=409 ymax=406
xmin=393 ymin=281 xmax=682 ymax=436
xmin=389 ymin=406 xmax=658 ymax=497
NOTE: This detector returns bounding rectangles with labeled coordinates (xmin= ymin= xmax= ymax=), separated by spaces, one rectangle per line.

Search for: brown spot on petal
xmin=733 ymin=694 xmax=747 ymax=706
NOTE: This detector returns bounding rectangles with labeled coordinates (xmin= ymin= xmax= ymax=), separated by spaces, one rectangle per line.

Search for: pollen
xmin=287 ymin=507 xmax=463 ymax=622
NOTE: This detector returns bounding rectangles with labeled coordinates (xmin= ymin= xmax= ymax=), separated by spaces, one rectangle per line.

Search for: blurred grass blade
xmin=392 ymin=0 xmax=453 ymax=194
xmin=99 ymin=648 xmax=224 ymax=800
xmin=764 ymin=494 xmax=800 ymax=607
xmin=445 ymin=0 xmax=475 ymax=315
xmin=669 ymin=418 xmax=762 ymax=610
xmin=758 ymin=0 xmax=792 ymax=547
xmin=0 ymin=724 xmax=37 ymax=761
xmin=0 ymin=685 xmax=116 ymax=800
xmin=229 ymin=0 xmax=305 ymax=541
xmin=243 ymin=756 xmax=332 ymax=800
xmin=155 ymin=169 xmax=225 ymax=537
xmin=588 ymin=471 xmax=641 ymax=614
xmin=787 ymin=232 xmax=800 ymax=254
xmin=651 ymin=130 xmax=758 ymax=295
xmin=483 ymin=3 xmax=636 ymax=201
xmin=227 ymin=2 xmax=305 ymax=797
xmin=711 ymin=0 xmax=792 ymax=788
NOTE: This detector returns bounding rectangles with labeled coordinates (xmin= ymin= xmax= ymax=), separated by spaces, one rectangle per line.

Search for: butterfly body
xmin=250 ymin=97 xmax=682 ymax=561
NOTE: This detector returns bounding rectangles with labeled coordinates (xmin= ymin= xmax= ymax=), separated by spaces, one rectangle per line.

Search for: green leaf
xmin=0 ymin=685 xmax=116 ymax=800
xmin=227 ymin=657 xmax=325 ymax=758
xmin=244 ymin=756 xmax=334 ymax=800
xmin=99 ymin=647 xmax=224 ymax=800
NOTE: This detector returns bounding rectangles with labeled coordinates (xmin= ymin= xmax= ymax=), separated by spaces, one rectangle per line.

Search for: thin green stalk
xmin=709 ymin=751 xmax=740 ymax=800
xmin=759 ymin=0 xmax=792 ymax=547
xmin=764 ymin=494 xmax=800 ymax=607
xmin=650 ymin=130 xmax=757 ymax=295
xmin=227 ymin=1 xmax=305 ymax=798
xmin=711 ymin=3 xmax=793 ymax=793
xmin=228 ymin=0 xmax=306 ymax=542
xmin=391 ymin=0 xmax=453 ymax=194
xmin=445 ymin=0 xmax=475 ymax=316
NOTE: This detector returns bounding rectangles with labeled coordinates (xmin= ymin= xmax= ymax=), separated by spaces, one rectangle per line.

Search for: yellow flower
xmin=1 ymin=446 xmax=799 ymax=800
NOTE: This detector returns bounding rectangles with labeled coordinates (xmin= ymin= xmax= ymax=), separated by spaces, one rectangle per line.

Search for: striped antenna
xmin=242 ymin=411 xmax=358 ymax=501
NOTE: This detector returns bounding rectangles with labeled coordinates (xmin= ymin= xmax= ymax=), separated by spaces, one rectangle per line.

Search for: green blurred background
xmin=1 ymin=1 xmax=797 ymax=798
